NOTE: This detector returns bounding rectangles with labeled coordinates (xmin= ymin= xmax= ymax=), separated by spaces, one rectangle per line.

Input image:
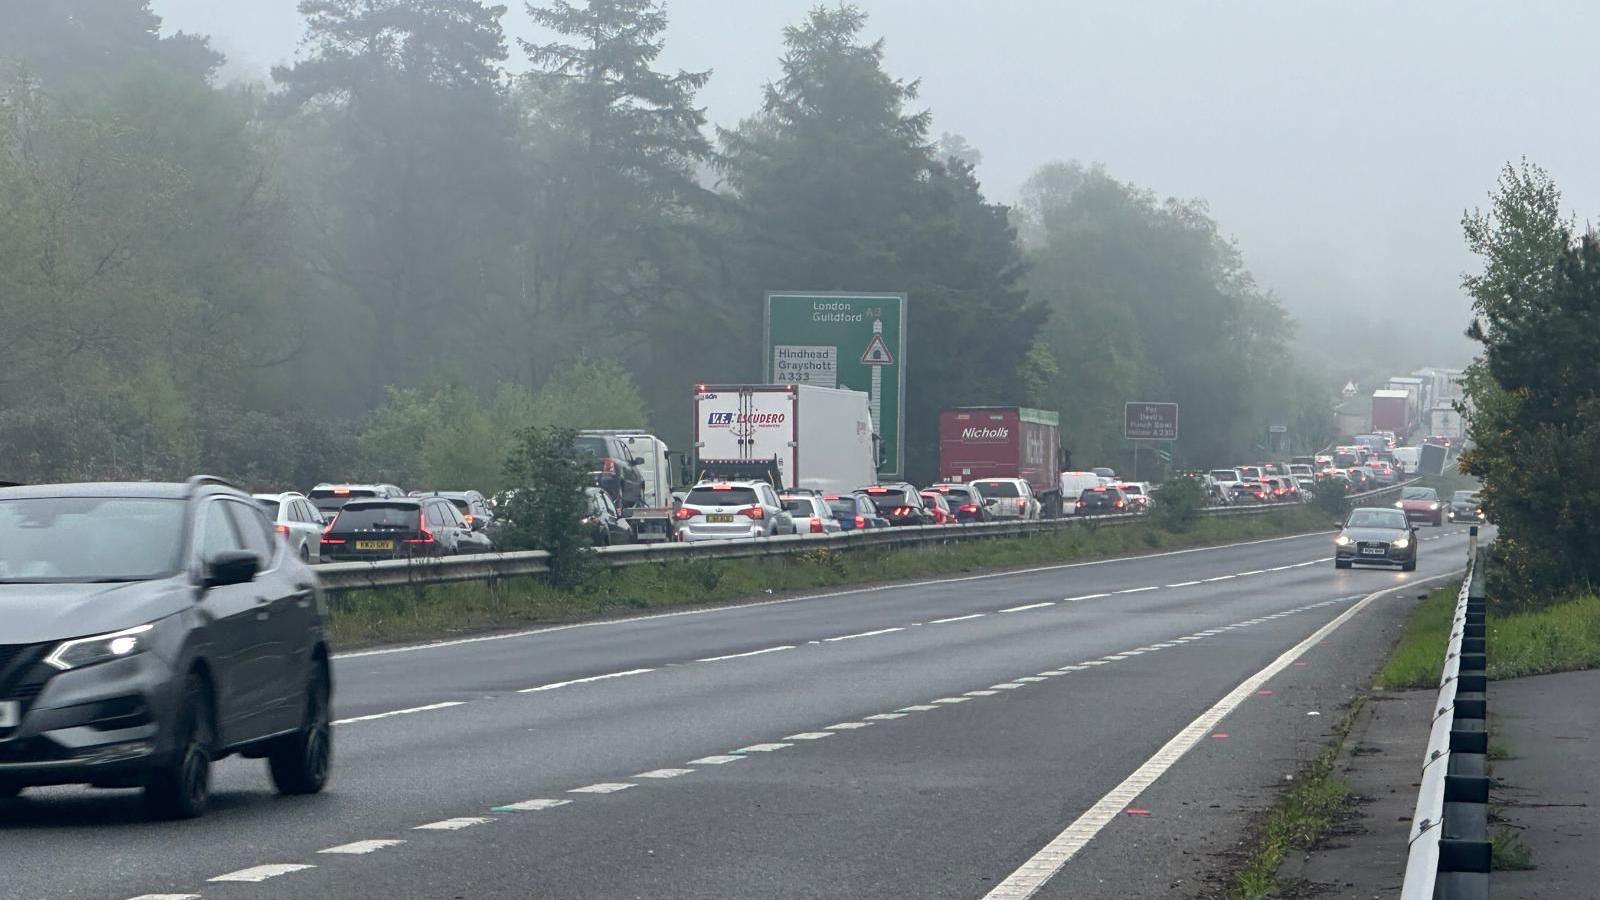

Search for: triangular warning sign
xmin=860 ymin=333 xmax=894 ymax=366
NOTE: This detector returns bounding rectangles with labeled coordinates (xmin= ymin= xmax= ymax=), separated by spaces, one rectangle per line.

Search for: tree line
xmin=0 ymin=0 xmax=1332 ymax=491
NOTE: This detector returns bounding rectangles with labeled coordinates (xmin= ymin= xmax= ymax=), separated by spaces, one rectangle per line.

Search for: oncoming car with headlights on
xmin=0 ymin=478 xmax=332 ymax=818
xmin=1397 ymin=486 xmax=1445 ymax=526
xmin=1334 ymin=506 xmax=1418 ymax=571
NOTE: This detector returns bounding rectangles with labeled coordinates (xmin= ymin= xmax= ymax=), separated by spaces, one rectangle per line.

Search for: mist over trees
xmin=0 ymin=0 xmax=1333 ymax=488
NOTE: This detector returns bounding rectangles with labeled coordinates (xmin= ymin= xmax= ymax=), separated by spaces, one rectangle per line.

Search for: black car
xmin=575 ymin=434 xmax=646 ymax=509
xmin=1448 ymin=491 xmax=1485 ymax=523
xmin=860 ymin=483 xmax=936 ymax=526
xmin=410 ymin=490 xmax=495 ymax=533
xmin=928 ymin=483 xmax=991 ymax=522
xmin=582 ymin=487 xmax=635 ymax=546
xmin=1335 ymin=506 xmax=1418 ymax=571
xmin=0 ymin=477 xmax=332 ymax=818
xmin=320 ymin=496 xmax=491 ymax=561
xmin=1076 ymin=485 xmax=1130 ymax=515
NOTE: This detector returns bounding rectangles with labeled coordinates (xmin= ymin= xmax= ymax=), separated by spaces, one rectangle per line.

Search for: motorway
xmin=2 ymin=523 xmax=1483 ymax=900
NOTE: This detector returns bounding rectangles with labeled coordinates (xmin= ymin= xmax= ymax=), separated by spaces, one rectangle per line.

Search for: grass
xmin=1377 ymin=588 xmax=1600 ymax=689
xmin=325 ymin=505 xmax=1331 ymax=647
xmin=1229 ymin=700 xmax=1361 ymax=900
xmin=1492 ymin=826 xmax=1536 ymax=871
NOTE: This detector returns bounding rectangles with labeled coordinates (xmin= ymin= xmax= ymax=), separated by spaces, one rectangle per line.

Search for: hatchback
xmin=780 ymin=494 xmax=844 ymax=534
xmin=253 ymin=492 xmax=326 ymax=564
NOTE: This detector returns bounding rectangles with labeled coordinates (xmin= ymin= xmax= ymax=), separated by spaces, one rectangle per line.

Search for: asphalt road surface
xmin=1 ymin=523 xmax=1485 ymax=900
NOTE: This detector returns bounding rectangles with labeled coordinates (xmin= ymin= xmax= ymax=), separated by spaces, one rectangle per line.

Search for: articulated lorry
xmin=692 ymin=384 xmax=880 ymax=493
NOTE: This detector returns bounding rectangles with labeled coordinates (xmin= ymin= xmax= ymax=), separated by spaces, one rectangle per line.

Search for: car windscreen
xmin=254 ymin=498 xmax=283 ymax=516
xmin=780 ymin=498 xmax=815 ymax=515
xmin=973 ymin=481 xmax=1020 ymax=498
xmin=0 ymin=497 xmax=186 ymax=583
xmin=1347 ymin=509 xmax=1407 ymax=529
xmin=1079 ymin=490 xmax=1118 ymax=504
xmin=573 ymin=437 xmax=612 ymax=460
xmin=1210 ymin=470 xmax=1237 ymax=480
xmin=1453 ymin=492 xmax=1478 ymax=502
xmin=1401 ymin=488 xmax=1438 ymax=500
xmin=685 ymin=487 xmax=758 ymax=507
xmin=938 ymin=486 xmax=976 ymax=502
xmin=329 ymin=502 xmax=422 ymax=529
xmin=1121 ymin=485 xmax=1144 ymax=496
xmin=827 ymin=498 xmax=860 ymax=518
xmin=863 ymin=488 xmax=912 ymax=507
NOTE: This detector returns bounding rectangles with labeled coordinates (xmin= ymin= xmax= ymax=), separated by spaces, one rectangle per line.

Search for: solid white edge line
xmin=518 ymin=668 xmax=654 ymax=693
xmin=332 ymin=701 xmax=465 ymax=726
xmin=333 ymin=529 xmax=1340 ymax=660
xmin=697 ymin=645 xmax=795 ymax=663
xmin=979 ymin=571 xmax=1458 ymax=900
xmin=127 ymin=896 xmax=202 ymax=900
xmin=999 ymin=602 xmax=1055 ymax=613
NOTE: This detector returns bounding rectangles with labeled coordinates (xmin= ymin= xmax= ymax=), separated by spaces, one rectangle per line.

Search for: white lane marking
xmin=866 ymin=712 xmax=909 ymax=720
xmin=1039 ymin=670 xmax=1069 ymax=676
xmin=931 ymin=613 xmax=986 ymax=624
xmin=823 ymin=627 xmax=904 ymax=642
xmin=335 ymin=530 xmax=1336 ymax=661
xmin=736 ymin=743 xmax=792 ymax=753
xmin=1060 ymin=665 xmax=1089 ymax=671
xmin=899 ymin=704 xmax=942 ymax=711
xmin=1000 ymin=602 xmax=1055 ymax=613
xmin=1102 ymin=654 xmax=1129 ymax=661
xmin=1165 ymin=580 xmax=1202 ymax=587
xmin=1016 ymin=676 xmax=1048 ymax=682
xmin=931 ymin=697 xmax=970 ymax=704
xmin=1079 ymin=660 xmax=1108 ymax=667
xmin=1063 ymin=592 xmax=1111 ymax=602
xmin=697 ymin=645 xmax=795 ymax=663
xmin=414 ymin=817 xmax=494 ymax=831
xmin=689 ymin=754 xmax=747 ymax=764
xmin=518 ymin=668 xmax=654 ymax=693
xmin=1152 ymin=643 xmax=1178 ymax=649
xmin=495 ymin=798 xmax=574 ymax=810
xmin=633 ymin=769 xmax=694 ymax=779
xmin=1115 ymin=586 xmax=1158 ymax=595
xmin=786 ymin=732 xmax=836 ymax=739
xmin=1203 ymin=575 xmax=1236 ymax=582
xmin=127 ymin=895 xmax=201 ymax=899
xmin=1174 ymin=636 xmax=1199 ymax=642
xmin=989 ymin=683 xmax=1027 ymax=689
xmin=333 ymin=701 xmax=465 ymax=726
xmin=569 ymin=783 xmax=634 ymax=794
xmin=209 ymin=864 xmax=315 ymax=883
xmin=320 ymin=839 xmax=407 ymax=854
xmin=1267 ymin=565 xmax=1293 ymax=572
xmin=964 ymin=690 xmax=1000 ymax=697
xmin=826 ymin=722 xmax=871 ymax=730
xmin=1236 ymin=569 xmax=1268 ymax=576
xmin=1122 ymin=650 xmax=1145 ymax=656
xmin=980 ymin=574 xmax=1455 ymax=900
xmin=1291 ymin=560 xmax=1318 ymax=567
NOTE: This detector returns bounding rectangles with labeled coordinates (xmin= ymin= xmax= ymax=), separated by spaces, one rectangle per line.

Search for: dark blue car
xmin=823 ymin=492 xmax=890 ymax=531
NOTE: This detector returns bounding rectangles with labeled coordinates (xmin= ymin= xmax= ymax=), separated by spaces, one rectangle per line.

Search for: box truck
xmin=937 ymin=407 xmax=1064 ymax=516
xmin=693 ymin=384 xmax=879 ymax=493
xmin=1371 ymin=390 xmax=1411 ymax=435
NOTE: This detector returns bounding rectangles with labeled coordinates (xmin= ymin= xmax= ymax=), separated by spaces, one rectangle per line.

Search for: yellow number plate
xmin=356 ymin=540 xmax=394 ymax=551
xmin=706 ymin=514 xmax=734 ymax=524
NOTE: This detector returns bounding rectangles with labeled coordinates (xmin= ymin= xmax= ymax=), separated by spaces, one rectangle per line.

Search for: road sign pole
xmin=868 ymin=319 xmax=884 ymax=433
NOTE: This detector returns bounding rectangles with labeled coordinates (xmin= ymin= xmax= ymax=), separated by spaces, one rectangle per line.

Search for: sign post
xmin=766 ymin=292 xmax=907 ymax=478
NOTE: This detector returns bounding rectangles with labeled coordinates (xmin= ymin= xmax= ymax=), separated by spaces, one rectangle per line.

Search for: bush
xmin=1313 ymin=478 xmax=1348 ymax=521
xmin=1152 ymin=476 xmax=1206 ymax=531
xmin=499 ymin=426 xmax=595 ymax=586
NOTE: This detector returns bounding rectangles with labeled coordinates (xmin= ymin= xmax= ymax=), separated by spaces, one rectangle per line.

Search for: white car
xmin=1119 ymin=481 xmax=1154 ymax=511
xmin=779 ymin=492 xmax=844 ymax=534
xmin=252 ymin=491 xmax=326 ymax=563
xmin=674 ymin=481 xmax=795 ymax=542
xmin=1058 ymin=471 xmax=1105 ymax=511
xmin=970 ymin=477 xmax=1041 ymax=521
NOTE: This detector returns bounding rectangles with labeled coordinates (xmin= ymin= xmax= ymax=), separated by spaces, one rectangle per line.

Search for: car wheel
xmin=1403 ymin=559 xmax=1417 ymax=572
xmin=145 ymin=673 xmax=214 ymax=820
xmin=267 ymin=664 xmax=333 ymax=796
xmin=299 ymin=543 xmax=311 ymax=563
xmin=1335 ymin=560 xmax=1352 ymax=569
xmin=597 ymin=531 xmax=611 ymax=548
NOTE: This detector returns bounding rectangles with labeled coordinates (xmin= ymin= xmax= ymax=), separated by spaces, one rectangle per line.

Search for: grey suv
xmin=0 ymin=477 xmax=332 ymax=818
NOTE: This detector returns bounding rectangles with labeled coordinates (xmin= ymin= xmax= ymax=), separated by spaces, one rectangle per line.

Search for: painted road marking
xmin=495 ymin=798 xmax=574 ymax=810
xmin=1166 ymin=580 xmax=1202 ymax=587
xmin=824 ymin=627 xmax=904 ymax=642
xmin=899 ymin=704 xmax=942 ymax=710
xmin=1000 ymin=602 xmax=1055 ymax=613
xmin=697 ymin=645 xmax=795 ymax=662
xmin=932 ymin=697 xmax=970 ymax=704
xmin=1079 ymin=660 xmax=1108 ymax=667
xmin=964 ymin=690 xmax=1000 ymax=697
xmin=826 ymin=722 xmax=871 ymax=730
xmin=127 ymin=896 xmax=201 ymax=899
xmin=633 ymin=769 xmax=694 ymax=779
xmin=931 ymin=613 xmax=985 ymax=624
xmin=1016 ymin=676 xmax=1048 ymax=682
xmin=1115 ymin=586 xmax=1158 ymax=595
xmin=736 ymin=743 xmax=793 ymax=752
xmin=415 ymin=818 xmax=494 ymax=831
xmin=866 ymin=712 xmax=909 ymax=720
xmin=1063 ymin=592 xmax=1111 ymax=602
xmin=1237 ymin=569 xmax=1268 ymax=576
xmin=569 ymin=783 xmax=634 ymax=794
xmin=689 ymin=755 xmax=747 ymax=764
xmin=1203 ymin=575 xmax=1236 ymax=582
xmin=1038 ymin=670 xmax=1069 ymax=676
xmin=333 ymin=701 xmax=465 ymax=726
xmin=320 ymin=839 xmax=406 ymax=854
xmin=979 ymin=573 xmax=1457 ymax=900
xmin=990 ymin=683 xmax=1027 ymax=689
xmin=209 ymin=864 xmax=314 ymax=883
xmin=519 ymin=668 xmax=654 ymax=693
xmin=785 ymin=732 xmax=836 ymax=740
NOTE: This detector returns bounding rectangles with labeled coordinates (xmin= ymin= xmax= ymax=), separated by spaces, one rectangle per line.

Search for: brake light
xmin=602 ymin=457 xmax=617 ymax=474
xmin=810 ymin=516 xmax=824 ymax=533
xmin=855 ymin=514 xmax=866 ymax=528
xmin=959 ymin=503 xmax=977 ymax=513
xmin=276 ymin=524 xmax=289 ymax=535
xmin=673 ymin=506 xmax=698 ymax=521
xmin=320 ymin=515 xmax=344 ymax=545
xmin=739 ymin=506 xmax=765 ymax=520
xmin=1076 ymin=501 xmax=1086 ymax=508
xmin=823 ymin=495 xmax=840 ymax=501
xmin=1016 ymin=498 xmax=1027 ymax=509
xmin=866 ymin=487 xmax=889 ymax=494
xmin=893 ymin=506 xmax=911 ymax=516
xmin=1114 ymin=501 xmax=1125 ymax=509
xmin=334 ymin=487 xmax=350 ymax=496
xmin=463 ymin=514 xmax=475 ymax=526
xmin=404 ymin=512 xmax=436 ymax=544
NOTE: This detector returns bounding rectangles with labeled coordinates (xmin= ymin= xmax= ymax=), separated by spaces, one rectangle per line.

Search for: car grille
xmin=0 ymin=644 xmax=54 ymax=735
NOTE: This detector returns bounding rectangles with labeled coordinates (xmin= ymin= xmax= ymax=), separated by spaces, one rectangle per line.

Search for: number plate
xmin=0 ymin=701 xmax=19 ymax=729
xmin=706 ymin=514 xmax=734 ymax=524
xmin=1361 ymin=547 xmax=1386 ymax=556
xmin=356 ymin=540 xmax=395 ymax=551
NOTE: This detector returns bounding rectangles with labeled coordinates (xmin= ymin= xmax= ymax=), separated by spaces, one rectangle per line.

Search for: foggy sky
xmin=154 ymin=0 xmax=1600 ymax=372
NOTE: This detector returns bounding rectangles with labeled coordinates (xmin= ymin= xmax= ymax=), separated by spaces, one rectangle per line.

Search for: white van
xmin=1058 ymin=472 xmax=1106 ymax=514
xmin=1391 ymin=446 xmax=1421 ymax=475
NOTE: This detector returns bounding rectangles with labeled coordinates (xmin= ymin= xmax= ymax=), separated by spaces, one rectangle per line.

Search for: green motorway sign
xmin=765 ymin=292 xmax=907 ymax=478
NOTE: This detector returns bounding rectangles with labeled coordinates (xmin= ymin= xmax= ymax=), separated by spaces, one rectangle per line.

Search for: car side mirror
xmin=203 ymin=550 xmax=259 ymax=588
xmin=632 ymin=457 xmax=645 ymax=467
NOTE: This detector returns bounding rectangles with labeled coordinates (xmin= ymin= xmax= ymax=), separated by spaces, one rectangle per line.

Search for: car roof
xmin=345 ymin=497 xmax=423 ymax=508
xmin=0 ymin=481 xmax=195 ymax=500
xmin=252 ymin=492 xmax=304 ymax=502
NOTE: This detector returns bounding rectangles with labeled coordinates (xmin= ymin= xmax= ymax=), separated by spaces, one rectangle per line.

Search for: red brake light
xmin=1016 ymin=498 xmax=1027 ymax=509
xmin=320 ymin=515 xmax=344 ymax=545
xmin=810 ymin=516 xmax=824 ymax=533
xmin=404 ymin=512 xmax=436 ymax=544
xmin=673 ymin=506 xmax=697 ymax=521
xmin=959 ymin=503 xmax=977 ymax=513
xmin=1114 ymin=501 xmax=1125 ymax=509
xmin=1076 ymin=501 xmax=1086 ymax=508
xmin=334 ymin=487 xmax=350 ymax=496
xmin=739 ymin=506 xmax=765 ymax=520
xmin=854 ymin=514 xmax=866 ymax=528
xmin=602 ymin=457 xmax=617 ymax=474
xmin=275 ymin=524 xmax=289 ymax=535
xmin=823 ymin=495 xmax=840 ymax=501
xmin=866 ymin=487 xmax=889 ymax=494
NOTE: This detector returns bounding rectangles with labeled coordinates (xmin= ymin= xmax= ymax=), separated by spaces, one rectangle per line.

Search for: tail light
xmin=404 ymin=512 xmax=437 ymax=544
xmin=275 ymin=524 xmax=289 ymax=535
xmin=739 ymin=506 xmax=765 ymax=520
xmin=463 ymin=514 xmax=475 ymax=526
xmin=602 ymin=457 xmax=617 ymax=474
xmin=1015 ymin=498 xmax=1027 ymax=509
xmin=673 ymin=506 xmax=697 ymax=521
xmin=893 ymin=506 xmax=911 ymax=517
xmin=854 ymin=514 xmax=866 ymax=528
xmin=959 ymin=503 xmax=977 ymax=513
xmin=320 ymin=515 xmax=344 ymax=545
xmin=810 ymin=516 xmax=824 ymax=533
xmin=1114 ymin=500 xmax=1125 ymax=509
xmin=1076 ymin=501 xmax=1086 ymax=508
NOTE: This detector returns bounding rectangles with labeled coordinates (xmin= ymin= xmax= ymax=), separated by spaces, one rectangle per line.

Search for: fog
xmin=154 ymin=0 xmax=1600 ymax=370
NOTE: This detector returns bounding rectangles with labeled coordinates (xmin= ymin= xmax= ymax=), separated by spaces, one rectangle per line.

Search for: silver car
xmin=779 ymin=493 xmax=844 ymax=534
xmin=252 ymin=491 xmax=325 ymax=563
xmin=674 ymin=481 xmax=795 ymax=542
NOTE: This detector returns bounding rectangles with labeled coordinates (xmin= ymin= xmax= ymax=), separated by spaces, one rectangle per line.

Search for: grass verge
xmin=1229 ymin=698 xmax=1362 ymax=900
xmin=1377 ymin=588 xmax=1600 ymax=689
xmin=326 ymin=506 xmax=1330 ymax=648
xmin=1492 ymin=825 xmax=1536 ymax=871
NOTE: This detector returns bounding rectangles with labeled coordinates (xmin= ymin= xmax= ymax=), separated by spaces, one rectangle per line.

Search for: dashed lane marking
xmin=964 ymin=690 xmax=1000 ymax=697
xmin=931 ymin=697 xmax=971 ymax=704
xmin=1115 ymin=586 xmax=1159 ymax=595
xmin=866 ymin=713 xmax=909 ymax=720
xmin=989 ymin=683 xmax=1027 ymax=689
xmin=1203 ymin=575 xmax=1236 ymax=582
xmin=320 ymin=840 xmax=407 ymax=855
xmin=931 ymin=613 xmax=986 ymax=624
xmin=495 ymin=798 xmax=574 ymax=810
xmin=899 ymin=704 xmax=942 ymax=710
xmin=633 ymin=769 xmax=694 ymax=779
xmin=1166 ymin=580 xmax=1202 ymax=587
xmin=823 ymin=627 xmax=904 ymax=642
xmin=1063 ymin=592 xmax=1111 ymax=602
xmin=568 ymin=783 xmax=634 ymax=794
xmin=1016 ymin=676 xmax=1048 ymax=682
xmin=785 ymin=732 xmax=835 ymax=740
xmin=518 ymin=668 xmax=654 ymax=693
xmin=826 ymin=722 xmax=872 ymax=730
xmin=414 ymin=818 xmax=494 ymax=831
xmin=1000 ymin=602 xmax=1055 ymax=613
xmin=333 ymin=701 xmax=465 ymax=726
xmin=688 ymin=755 xmax=746 ymax=764
xmin=697 ymin=645 xmax=795 ymax=663
xmin=127 ymin=895 xmax=201 ymax=899
xmin=209 ymin=864 xmax=315 ymax=883
xmin=735 ymin=743 xmax=792 ymax=752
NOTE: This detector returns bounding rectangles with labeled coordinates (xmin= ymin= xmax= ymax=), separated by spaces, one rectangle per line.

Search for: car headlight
xmin=1392 ymin=537 xmax=1410 ymax=549
xmin=1394 ymin=502 xmax=1404 ymax=509
xmin=1429 ymin=502 xmax=1440 ymax=510
xmin=44 ymin=623 xmax=155 ymax=671
xmin=1335 ymin=534 xmax=1353 ymax=546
